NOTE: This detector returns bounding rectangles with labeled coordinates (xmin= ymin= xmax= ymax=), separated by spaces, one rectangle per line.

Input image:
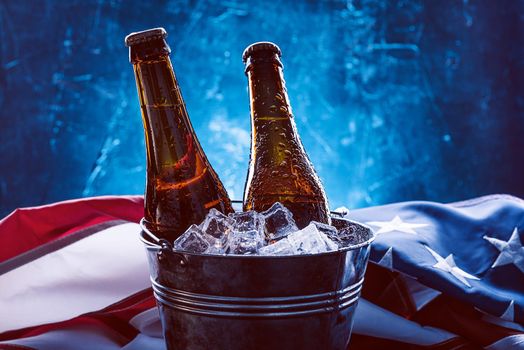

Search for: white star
xmin=424 ymin=246 xmax=480 ymax=287
xmin=483 ymin=227 xmax=524 ymax=274
xmin=366 ymin=215 xmax=429 ymax=235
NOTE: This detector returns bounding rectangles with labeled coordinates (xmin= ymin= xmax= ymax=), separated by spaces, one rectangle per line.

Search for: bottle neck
xmin=133 ymin=54 xmax=180 ymax=107
xmin=246 ymin=57 xmax=293 ymax=123
xmin=246 ymin=57 xmax=301 ymax=166
xmin=133 ymin=54 xmax=202 ymax=177
xmin=245 ymin=55 xmax=307 ymax=196
xmin=129 ymin=37 xmax=170 ymax=64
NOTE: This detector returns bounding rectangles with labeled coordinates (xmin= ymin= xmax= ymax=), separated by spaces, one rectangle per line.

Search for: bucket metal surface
xmin=140 ymin=215 xmax=374 ymax=350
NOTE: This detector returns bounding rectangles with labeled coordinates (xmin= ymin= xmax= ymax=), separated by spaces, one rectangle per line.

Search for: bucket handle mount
xmin=140 ymin=218 xmax=189 ymax=267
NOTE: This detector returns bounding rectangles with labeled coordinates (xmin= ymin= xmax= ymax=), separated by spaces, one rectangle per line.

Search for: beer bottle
xmin=242 ymin=42 xmax=330 ymax=228
xmin=126 ymin=28 xmax=233 ymax=241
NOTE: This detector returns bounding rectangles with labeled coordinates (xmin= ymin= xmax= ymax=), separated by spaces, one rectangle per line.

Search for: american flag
xmin=0 ymin=195 xmax=522 ymax=349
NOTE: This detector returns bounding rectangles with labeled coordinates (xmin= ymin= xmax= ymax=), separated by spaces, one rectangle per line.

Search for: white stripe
xmin=129 ymin=308 xmax=162 ymax=337
xmin=486 ymin=334 xmax=524 ymax=350
xmin=353 ymin=298 xmax=456 ymax=345
xmin=122 ymin=334 xmax=166 ymax=350
xmin=0 ymin=308 xmax=166 ymax=350
xmin=0 ymin=307 xmax=165 ymax=350
xmin=0 ymin=223 xmax=151 ymax=333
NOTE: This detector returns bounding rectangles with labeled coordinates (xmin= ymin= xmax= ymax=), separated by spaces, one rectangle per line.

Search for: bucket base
xmin=160 ymin=303 xmax=357 ymax=350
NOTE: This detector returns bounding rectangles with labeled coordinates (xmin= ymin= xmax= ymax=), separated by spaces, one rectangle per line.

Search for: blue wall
xmin=1 ymin=0 xmax=523 ymax=217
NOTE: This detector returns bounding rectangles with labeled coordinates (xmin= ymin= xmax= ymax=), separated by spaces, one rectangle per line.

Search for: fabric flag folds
xmin=0 ymin=195 xmax=523 ymax=349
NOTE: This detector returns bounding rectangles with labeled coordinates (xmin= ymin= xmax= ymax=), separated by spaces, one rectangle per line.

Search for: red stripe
xmin=0 ymin=289 xmax=155 ymax=343
xmin=0 ymin=196 xmax=144 ymax=262
xmin=0 ymin=344 xmax=35 ymax=350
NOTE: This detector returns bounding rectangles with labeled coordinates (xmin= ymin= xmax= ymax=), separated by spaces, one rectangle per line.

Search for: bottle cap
xmin=242 ymin=42 xmax=282 ymax=63
xmin=125 ymin=28 xmax=167 ymax=47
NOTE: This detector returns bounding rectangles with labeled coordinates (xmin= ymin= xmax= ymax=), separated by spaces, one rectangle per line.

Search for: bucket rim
xmin=139 ymin=215 xmax=375 ymax=259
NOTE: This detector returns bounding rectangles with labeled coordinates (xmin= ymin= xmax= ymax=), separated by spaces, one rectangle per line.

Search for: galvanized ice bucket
xmin=139 ymin=213 xmax=374 ymax=350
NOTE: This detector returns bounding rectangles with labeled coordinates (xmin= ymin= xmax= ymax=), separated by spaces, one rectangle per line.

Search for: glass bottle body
xmin=243 ymin=51 xmax=330 ymax=228
xmin=131 ymin=43 xmax=233 ymax=240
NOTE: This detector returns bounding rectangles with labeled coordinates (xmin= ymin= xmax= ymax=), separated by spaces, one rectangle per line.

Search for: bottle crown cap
xmin=242 ymin=42 xmax=282 ymax=63
xmin=125 ymin=27 xmax=167 ymax=47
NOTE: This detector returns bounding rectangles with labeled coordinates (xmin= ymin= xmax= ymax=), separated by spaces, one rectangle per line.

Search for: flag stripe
xmin=353 ymin=298 xmax=457 ymax=345
xmin=0 ymin=288 xmax=155 ymax=343
xmin=1 ymin=323 xmax=129 ymax=350
xmin=0 ymin=220 xmax=128 ymax=275
xmin=0 ymin=344 xmax=35 ymax=350
xmin=0 ymin=196 xmax=144 ymax=262
xmin=0 ymin=223 xmax=150 ymax=333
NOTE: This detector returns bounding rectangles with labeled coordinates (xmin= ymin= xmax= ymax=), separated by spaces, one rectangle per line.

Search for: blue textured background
xmin=1 ymin=0 xmax=523 ymax=218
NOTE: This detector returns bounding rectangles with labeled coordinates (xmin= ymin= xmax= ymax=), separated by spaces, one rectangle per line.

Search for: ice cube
xmin=329 ymin=220 xmax=368 ymax=247
xmin=228 ymin=229 xmax=265 ymax=255
xmin=199 ymin=209 xmax=234 ymax=255
xmin=228 ymin=211 xmax=265 ymax=234
xmin=311 ymin=221 xmax=342 ymax=249
xmin=201 ymin=208 xmax=232 ymax=239
xmin=262 ymin=202 xmax=299 ymax=240
xmin=174 ymin=224 xmax=209 ymax=253
xmin=311 ymin=221 xmax=337 ymax=237
xmin=205 ymin=237 xmax=230 ymax=255
xmin=287 ymin=223 xmax=337 ymax=254
xmin=334 ymin=224 xmax=367 ymax=247
xmin=259 ymin=238 xmax=295 ymax=256
xmin=321 ymin=232 xmax=339 ymax=251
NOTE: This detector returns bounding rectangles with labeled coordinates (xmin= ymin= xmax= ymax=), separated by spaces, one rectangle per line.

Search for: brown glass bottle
xmin=126 ymin=28 xmax=233 ymax=241
xmin=242 ymin=42 xmax=330 ymax=228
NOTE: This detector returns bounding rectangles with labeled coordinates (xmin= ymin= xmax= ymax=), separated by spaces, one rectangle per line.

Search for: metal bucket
xmin=139 ymin=214 xmax=374 ymax=350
